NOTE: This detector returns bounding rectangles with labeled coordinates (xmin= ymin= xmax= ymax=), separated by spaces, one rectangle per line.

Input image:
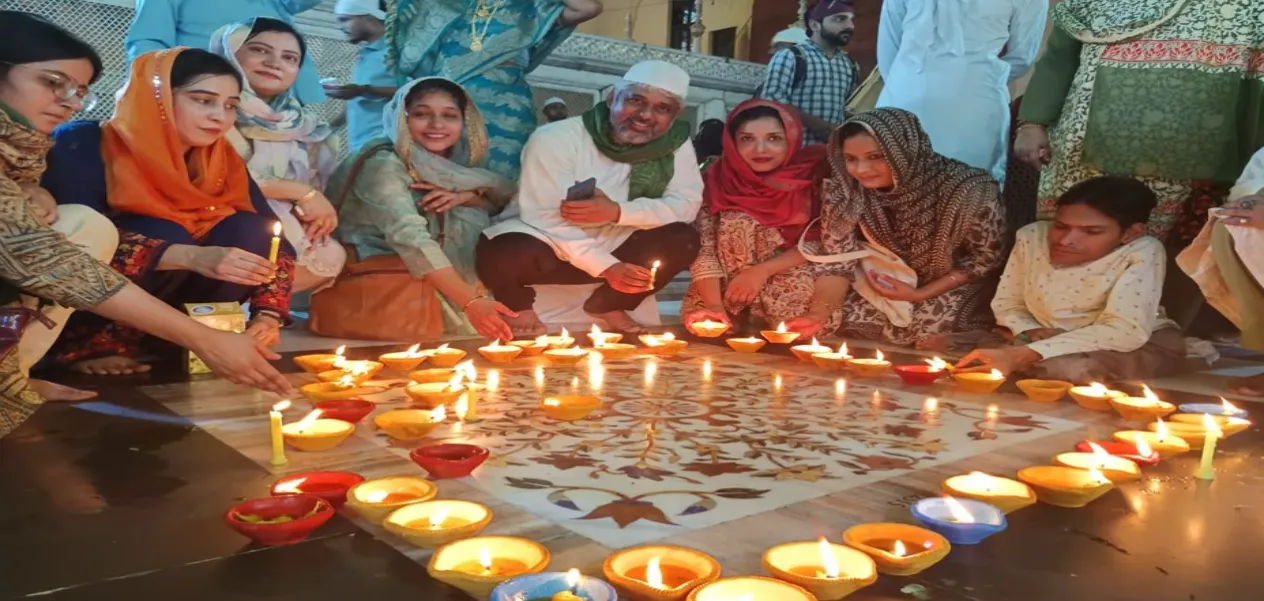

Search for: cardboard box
xmin=184 ymin=302 xmax=247 ymax=374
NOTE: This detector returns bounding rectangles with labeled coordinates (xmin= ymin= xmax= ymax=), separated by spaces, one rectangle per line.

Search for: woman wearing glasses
xmin=0 ymin=11 xmax=292 ymax=435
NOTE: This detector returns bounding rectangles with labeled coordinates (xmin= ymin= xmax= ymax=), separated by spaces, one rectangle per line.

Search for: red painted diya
xmin=271 ymin=471 xmax=366 ymax=509
xmin=1074 ymin=441 xmax=1160 ymax=467
xmin=225 ymin=494 xmax=335 ymax=546
xmin=314 ymin=398 xmax=375 ymax=424
xmin=410 ymin=444 xmax=489 ymax=479
xmin=894 ymin=365 xmax=946 ymax=386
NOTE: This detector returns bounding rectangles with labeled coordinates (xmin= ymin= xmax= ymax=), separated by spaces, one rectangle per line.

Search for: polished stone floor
xmin=2 ymin=333 xmax=1261 ymax=601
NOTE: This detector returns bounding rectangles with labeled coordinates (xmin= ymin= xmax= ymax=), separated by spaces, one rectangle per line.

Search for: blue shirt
xmin=347 ymin=38 xmax=397 ymax=152
xmin=126 ymin=0 xmax=327 ymax=105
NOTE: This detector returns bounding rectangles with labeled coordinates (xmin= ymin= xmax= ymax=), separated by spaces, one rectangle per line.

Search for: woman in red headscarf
xmin=682 ymin=99 xmax=829 ymax=335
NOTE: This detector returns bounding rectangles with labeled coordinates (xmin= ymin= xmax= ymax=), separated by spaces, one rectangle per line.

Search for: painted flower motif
xmin=883 ymin=424 xmax=924 ymax=438
xmin=755 ymin=464 xmax=830 ymax=482
xmin=532 ymin=452 xmax=599 ymax=471
xmin=578 ymin=499 xmax=676 ymax=529
xmin=680 ymin=460 xmax=757 ymax=477
xmin=617 ymin=465 xmax=675 ymax=481
xmin=846 ymin=453 xmax=917 ymax=472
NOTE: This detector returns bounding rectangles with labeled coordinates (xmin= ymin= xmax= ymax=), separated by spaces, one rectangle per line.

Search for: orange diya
xmin=603 ymin=546 xmax=722 ymax=601
xmin=726 ymin=336 xmax=767 ymax=354
xmin=509 ymin=336 xmax=550 ymax=357
xmin=688 ymin=319 xmax=729 ymax=338
xmin=846 ymin=350 xmax=891 ymax=378
xmin=1054 ymin=442 xmax=1142 ymax=483
xmin=1069 ymin=382 xmax=1127 ymax=412
xmin=687 ymin=577 xmax=816 ymax=601
xmin=1109 ymin=385 xmax=1176 ymax=422
xmin=841 ymin=523 xmax=950 ymax=576
xmin=790 ymin=337 xmax=833 ymax=362
xmin=294 ymin=345 xmax=347 ymax=374
xmin=1017 ymin=466 xmax=1114 ymax=508
xmin=641 ymin=332 xmax=689 ymax=356
xmin=407 ymin=373 xmax=467 ymax=408
xmin=375 ymin=406 xmax=446 ymax=441
xmin=543 ymin=327 xmax=576 ymax=349
xmin=588 ymin=324 xmax=624 ymax=346
xmin=426 ymin=343 xmax=469 ymax=368
xmin=281 ymin=410 xmax=355 ymax=452
xmin=812 ymin=343 xmax=852 ymax=371
xmin=317 ymin=360 xmax=383 ymax=385
xmin=478 ymin=339 xmax=523 ymax=363
xmin=952 ymin=368 xmax=1006 ymax=394
xmin=344 ymin=476 xmax=438 ymax=523
xmin=1113 ymin=419 xmax=1191 ymax=457
xmin=301 ymin=374 xmax=372 ymax=402
xmin=428 ymin=537 xmax=551 ymax=599
xmin=544 ymin=347 xmax=590 ymax=366
xmin=380 ymin=344 xmax=428 ymax=371
xmin=941 ymin=471 xmax=1037 ymax=514
xmin=760 ymin=321 xmax=800 ymax=344
xmin=763 ymin=538 xmax=878 ymax=600
xmin=541 ymin=396 xmax=602 ymax=421
xmin=1016 ymin=379 xmax=1074 ymax=403
xmin=384 ymin=500 xmax=492 ymax=549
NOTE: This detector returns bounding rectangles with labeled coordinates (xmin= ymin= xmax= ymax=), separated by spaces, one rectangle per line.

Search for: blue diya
xmin=491 ymin=572 xmax=618 ymax=601
xmin=911 ymin=497 xmax=1007 ymax=545
xmin=1178 ymin=402 xmax=1249 ymax=419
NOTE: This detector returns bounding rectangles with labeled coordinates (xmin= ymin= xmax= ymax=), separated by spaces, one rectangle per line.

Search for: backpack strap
xmin=789 ymin=45 xmax=808 ymax=90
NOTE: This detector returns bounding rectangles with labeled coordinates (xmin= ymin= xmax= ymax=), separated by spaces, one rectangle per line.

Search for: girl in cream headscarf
xmin=326 ymin=77 xmax=516 ymax=340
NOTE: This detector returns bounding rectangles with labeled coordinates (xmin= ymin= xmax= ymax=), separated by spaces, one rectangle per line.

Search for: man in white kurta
xmin=479 ymin=61 xmax=703 ymax=334
xmin=876 ymin=0 xmax=1047 ymax=184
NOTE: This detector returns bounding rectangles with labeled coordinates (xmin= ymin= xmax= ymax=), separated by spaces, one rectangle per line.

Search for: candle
xmin=941 ymin=471 xmax=1036 ymax=514
xmin=846 ymin=349 xmax=891 ymax=378
xmin=648 ymin=260 xmax=662 ymax=288
xmin=760 ymin=321 xmax=800 ymax=344
xmin=269 ymin=400 xmax=290 ymax=466
xmin=1196 ymin=413 xmax=1223 ymax=481
xmin=268 ymin=221 xmax=281 ymax=263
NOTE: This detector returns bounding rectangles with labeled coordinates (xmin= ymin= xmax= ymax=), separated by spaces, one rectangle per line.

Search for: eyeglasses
xmin=1 ymin=62 xmax=98 ymax=112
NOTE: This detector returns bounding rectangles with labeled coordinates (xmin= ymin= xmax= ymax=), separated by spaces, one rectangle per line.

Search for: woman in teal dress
xmin=384 ymin=0 xmax=603 ymax=180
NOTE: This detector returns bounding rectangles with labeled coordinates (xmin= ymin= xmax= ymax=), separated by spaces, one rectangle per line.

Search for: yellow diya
xmin=411 ymin=367 xmax=457 ymax=384
xmin=587 ymin=325 xmax=623 ymax=346
xmin=592 ymin=342 xmax=638 ymax=360
xmin=763 ymin=538 xmax=878 ymax=601
xmin=688 ymin=319 xmax=729 ymax=338
xmin=543 ymin=328 xmax=576 ymax=349
xmin=1109 ymin=385 xmax=1176 ymax=422
xmin=791 ymin=337 xmax=833 ymax=362
xmin=316 ymin=360 xmax=384 ymax=384
xmin=941 ymin=471 xmax=1037 ymax=514
xmin=1015 ymin=379 xmax=1074 ymax=403
xmin=1068 ymin=382 xmax=1127 ymax=412
xmin=1149 ymin=419 xmax=1218 ymax=450
xmin=477 ymin=339 xmax=523 ymax=364
xmin=426 ymin=344 xmax=468 ymax=368
xmin=726 ymin=337 xmax=767 ymax=354
xmin=428 ymin=536 xmax=551 ymax=599
xmin=953 ymin=369 xmax=1006 ymax=394
xmin=300 ymin=376 xmax=372 ymax=402
xmin=687 ymin=577 xmax=816 ymax=601
xmin=603 ymin=545 xmax=722 ymax=601
xmin=1054 ymin=442 xmax=1142 ymax=483
xmin=1017 ymin=466 xmax=1114 ymax=508
xmin=640 ymin=332 xmax=689 ymax=356
xmin=841 ymin=523 xmax=950 ymax=576
xmin=281 ymin=410 xmax=355 ymax=452
xmin=1171 ymin=413 xmax=1251 ymax=438
xmin=294 ymin=345 xmax=347 ymax=374
xmin=509 ymin=337 xmax=549 ymax=357
xmin=846 ymin=350 xmax=891 ymax=378
xmin=812 ymin=343 xmax=852 ymax=371
xmin=344 ymin=476 xmax=438 ymax=523
xmin=544 ymin=347 xmax=590 ymax=366
xmin=1113 ymin=423 xmax=1191 ymax=458
xmin=374 ymin=407 xmax=446 ymax=441
xmin=383 ymin=500 xmax=493 ymax=549
xmin=541 ymin=396 xmax=602 ymax=421
xmin=407 ymin=381 xmax=467 ymax=409
xmin=379 ymin=344 xmax=428 ymax=371
xmin=760 ymin=321 xmax=801 ymax=344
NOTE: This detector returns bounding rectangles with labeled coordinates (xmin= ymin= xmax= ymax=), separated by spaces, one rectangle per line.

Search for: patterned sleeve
xmin=809 ymin=181 xmax=863 ymax=279
xmin=0 ymin=177 xmax=127 ymax=309
xmin=690 ymin=206 xmax=724 ymax=281
xmin=956 ymin=183 xmax=1007 ymax=280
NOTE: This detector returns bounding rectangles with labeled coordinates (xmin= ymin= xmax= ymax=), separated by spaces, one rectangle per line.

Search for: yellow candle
xmin=1197 ymin=413 xmax=1222 ymax=481
xmin=648 ymin=259 xmax=662 ymax=288
xmin=269 ymin=400 xmax=290 ymax=466
xmin=267 ymin=221 xmax=282 ymax=263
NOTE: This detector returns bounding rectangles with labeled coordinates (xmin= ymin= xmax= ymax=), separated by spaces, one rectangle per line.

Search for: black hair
xmin=838 ymin=121 xmax=869 ymax=141
xmin=405 ymin=79 xmax=468 ymax=114
xmin=246 ymin=17 xmax=308 ymax=62
xmin=727 ymin=105 xmax=783 ymax=137
xmin=803 ymin=3 xmax=814 ymax=35
xmin=692 ymin=118 xmax=725 ymax=159
xmin=1055 ymin=175 xmax=1157 ymax=229
xmin=170 ymin=48 xmax=243 ymax=90
xmin=0 ymin=11 xmax=104 ymax=84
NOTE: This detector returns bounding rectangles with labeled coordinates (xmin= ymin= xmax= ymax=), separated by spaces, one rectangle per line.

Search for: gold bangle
xmin=462 ymin=294 xmax=488 ymax=311
xmin=297 ymin=188 xmax=319 ymax=205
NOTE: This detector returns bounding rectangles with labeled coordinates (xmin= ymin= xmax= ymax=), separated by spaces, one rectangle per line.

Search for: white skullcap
xmin=543 ymin=97 xmax=566 ymax=107
xmin=334 ymin=0 xmax=386 ymax=19
xmin=621 ymin=60 xmax=690 ymax=100
xmin=772 ymin=27 xmax=809 ymax=46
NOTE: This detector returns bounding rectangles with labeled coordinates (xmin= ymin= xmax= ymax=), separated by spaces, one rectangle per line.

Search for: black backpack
xmin=754 ymin=45 xmax=860 ymax=100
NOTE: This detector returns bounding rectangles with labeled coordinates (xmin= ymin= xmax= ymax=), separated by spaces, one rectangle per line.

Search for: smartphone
xmin=565 ymin=177 xmax=597 ymax=202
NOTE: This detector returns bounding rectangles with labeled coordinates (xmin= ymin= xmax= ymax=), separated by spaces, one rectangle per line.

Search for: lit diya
xmin=428 ymin=537 xmax=551 ymax=599
xmin=762 ymin=538 xmax=877 ymax=601
xmin=379 ymin=343 xmax=428 ymax=371
xmin=411 ymin=367 xmax=457 ymax=384
xmin=317 ymin=360 xmax=383 ymax=385
xmin=846 ymin=350 xmax=891 ymax=378
xmin=895 ymin=357 xmax=949 ymax=386
xmin=427 ymin=343 xmax=469 ymax=368
xmin=911 ymin=497 xmax=1007 ymax=545
xmin=271 ymin=471 xmax=365 ymax=509
xmin=841 ymin=523 xmax=950 ymax=576
xmin=383 ymin=499 xmax=492 ymax=549
xmin=591 ymin=329 xmax=638 ymax=360
xmin=544 ymin=347 xmax=590 ymax=366
xmin=686 ymin=577 xmax=815 ymax=601
xmin=1113 ymin=419 xmax=1191 ymax=458
xmin=490 ymin=570 xmax=619 ymax=601
xmin=603 ymin=545 xmax=722 ymax=601
xmin=1054 ymin=442 xmax=1142 ymax=483
xmin=641 ymin=332 xmax=689 ymax=356
xmin=543 ymin=327 xmax=576 ymax=349
xmin=790 ymin=337 xmax=832 ymax=362
xmin=1016 ymin=466 xmax=1114 ymax=508
xmin=688 ymin=319 xmax=729 ymax=338
xmin=1068 ymin=382 xmax=1127 ymax=412
xmin=725 ymin=336 xmax=766 ymax=354
xmin=941 ymin=471 xmax=1037 ymax=514
xmin=953 ymin=368 xmax=1006 ymax=394
xmin=1178 ymin=398 xmax=1249 ymax=419
xmin=375 ymin=406 xmax=447 ymax=441
xmin=406 ymin=373 xmax=467 ymax=408
xmin=1171 ymin=412 xmax=1251 ymax=438
xmin=294 ymin=345 xmax=346 ymax=374
xmin=478 ymin=339 xmax=524 ymax=363
xmin=1074 ymin=436 xmax=1160 ymax=467
xmin=812 ymin=343 xmax=852 ymax=371
xmin=541 ymin=396 xmax=603 ymax=421
xmin=588 ymin=324 xmax=624 ymax=346
xmin=760 ymin=321 xmax=800 ymax=344
xmin=300 ymin=374 xmax=373 ymax=402
xmin=281 ymin=410 xmax=355 ymax=451
xmin=1109 ymin=384 xmax=1176 ymax=422
xmin=1150 ymin=417 xmax=1220 ymax=450
xmin=344 ymin=476 xmax=438 ymax=523
xmin=1015 ymin=379 xmax=1074 ymax=403
xmin=510 ymin=336 xmax=550 ymax=357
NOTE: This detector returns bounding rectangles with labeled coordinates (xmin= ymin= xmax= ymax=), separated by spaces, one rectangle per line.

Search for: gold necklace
xmin=469 ymin=0 xmax=507 ymax=52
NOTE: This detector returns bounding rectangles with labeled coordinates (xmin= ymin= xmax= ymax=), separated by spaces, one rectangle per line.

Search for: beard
xmin=611 ymin=118 xmax=664 ymax=146
xmin=822 ymin=28 xmax=854 ymax=48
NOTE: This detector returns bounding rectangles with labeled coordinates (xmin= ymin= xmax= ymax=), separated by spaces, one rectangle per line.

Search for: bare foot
xmin=28 ymin=379 xmax=99 ymax=402
xmin=70 ymin=356 xmax=152 ymax=376
xmin=588 ymin=310 xmax=648 ymax=334
xmin=505 ymin=309 xmax=548 ymax=337
xmin=1229 ymin=374 xmax=1264 ymax=397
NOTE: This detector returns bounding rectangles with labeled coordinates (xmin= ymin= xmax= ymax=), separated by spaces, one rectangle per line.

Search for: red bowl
xmin=894 ymin=365 xmax=945 ymax=386
xmin=1075 ymin=440 xmax=1161 ymax=467
xmin=409 ymin=444 xmax=489 ymax=479
xmin=224 ymin=494 xmax=335 ymax=546
xmin=270 ymin=471 xmax=366 ymax=509
xmin=314 ymin=398 xmax=375 ymax=424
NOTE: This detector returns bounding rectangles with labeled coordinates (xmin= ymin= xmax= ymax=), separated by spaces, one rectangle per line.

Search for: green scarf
xmin=582 ymin=102 xmax=691 ymax=201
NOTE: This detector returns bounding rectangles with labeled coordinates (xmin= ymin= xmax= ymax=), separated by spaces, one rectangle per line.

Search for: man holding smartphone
xmin=478 ymin=60 xmax=703 ymax=335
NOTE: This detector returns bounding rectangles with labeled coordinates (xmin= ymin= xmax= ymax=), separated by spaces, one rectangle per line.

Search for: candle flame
xmin=428 ymin=508 xmax=449 ymax=529
xmin=457 ymin=360 xmax=477 ymax=381
xmin=1142 ymin=384 xmax=1161 ymax=404
xmin=445 ymin=373 xmax=466 ymax=391
xmin=350 ymin=361 xmax=373 ymax=377
xmin=663 ymin=332 xmax=675 ymax=341
xmin=293 ymin=409 xmax=323 ymax=432
xmin=1154 ymin=418 xmax=1169 ymax=442
xmin=892 ymin=540 xmax=907 ymax=557
xmin=272 ymin=221 xmax=282 ymax=237
xmin=566 ymin=568 xmax=581 ymax=588
xmin=544 ymin=398 xmax=561 ymax=407
xmin=272 ymin=400 xmax=291 ymax=412
xmin=944 ymin=496 xmax=975 ymax=523
xmin=478 ymin=547 xmax=492 ymax=571
xmin=1087 ymin=468 xmax=1108 ymax=485
xmin=534 ymin=335 xmax=548 ymax=345
xmin=1221 ymin=397 xmax=1240 ymax=414
xmin=776 ymin=321 xmax=788 ymax=333
xmin=1202 ymin=412 xmax=1223 ymax=437
xmin=646 ymin=557 xmax=664 ymax=589
xmin=925 ymin=357 xmax=948 ymax=372
xmin=406 ymin=343 xmax=421 ymax=355
xmin=964 ymin=471 xmax=993 ymax=493
xmin=651 ymin=260 xmax=662 ymax=269
xmin=923 ymin=397 xmax=939 ymax=412
xmin=1088 ymin=442 xmax=1110 ymax=461
xmin=818 ymin=537 xmax=840 ymax=579
xmin=430 ymin=405 xmax=447 ymax=423
xmin=560 ymin=327 xmax=570 ymax=339
xmin=810 ymin=337 xmax=820 ymax=346
xmin=875 ymin=349 xmax=885 ymax=362
xmin=1134 ymin=435 xmax=1154 ymax=458
xmin=274 ymin=477 xmax=305 ymax=494
xmin=365 ymin=490 xmax=388 ymax=503
xmin=838 ymin=342 xmax=849 ymax=355
xmin=990 ymin=369 xmax=1004 ymax=380
xmin=1088 ymin=382 xmax=1108 ymax=395
xmin=335 ymin=345 xmax=346 ymax=357
xmin=590 ymin=325 xmax=609 ymax=346
xmin=337 ymin=374 xmax=356 ymax=388
xmin=491 ymin=338 xmax=501 ymax=347
xmin=454 ymin=395 xmax=469 ymax=421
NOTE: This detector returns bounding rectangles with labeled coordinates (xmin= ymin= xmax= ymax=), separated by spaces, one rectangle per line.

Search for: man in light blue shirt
xmin=126 ymin=0 xmax=326 ymax=104
xmin=327 ymin=0 xmax=399 ymax=152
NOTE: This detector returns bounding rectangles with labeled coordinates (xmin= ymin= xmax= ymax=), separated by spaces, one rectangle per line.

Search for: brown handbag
xmin=308 ymin=144 xmax=447 ymax=342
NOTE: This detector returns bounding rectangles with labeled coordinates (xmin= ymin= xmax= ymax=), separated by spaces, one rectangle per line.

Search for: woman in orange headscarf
xmin=42 ymin=48 xmax=296 ymax=376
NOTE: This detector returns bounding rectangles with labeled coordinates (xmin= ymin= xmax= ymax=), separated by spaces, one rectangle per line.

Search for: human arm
xmin=759 ymin=48 xmax=798 ymax=105
xmin=1002 ymin=0 xmax=1048 ymax=81
xmin=256 ymin=178 xmax=337 ymax=241
xmin=614 ymin=141 xmax=705 ymax=228
xmin=1229 ymin=147 xmax=1264 ymax=202
xmin=990 ymin=225 xmax=1046 ymax=334
xmin=728 ymin=247 xmax=810 ymax=305
xmin=785 ymin=275 xmax=852 ymax=338
xmin=1016 ymin=27 xmax=1081 ymax=126
xmin=876 ymin=0 xmax=906 ymax=77
xmin=559 ymin=0 xmax=603 ymax=26
xmin=125 ymin=0 xmax=179 ymax=59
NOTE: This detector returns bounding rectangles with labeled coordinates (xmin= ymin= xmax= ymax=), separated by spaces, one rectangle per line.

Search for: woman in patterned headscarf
xmin=786 ymin=108 xmax=1006 ymax=347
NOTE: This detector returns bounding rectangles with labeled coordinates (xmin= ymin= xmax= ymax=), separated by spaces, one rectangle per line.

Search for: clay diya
xmin=427 ymin=344 xmax=469 ymax=368
xmin=281 ymin=411 xmax=355 ymax=452
xmin=762 ymin=538 xmax=877 ymax=600
xmin=1171 ymin=413 xmax=1251 ymax=438
xmin=1016 ymin=466 xmax=1114 ymax=508
xmin=760 ymin=321 xmax=801 ymax=344
xmin=940 ymin=471 xmax=1037 ymax=514
xmin=225 ymin=494 xmax=335 ymax=547
xmin=588 ymin=325 xmax=623 ymax=346
xmin=1069 ymin=382 xmax=1127 ymax=412
xmin=383 ymin=499 xmax=493 ymax=549
xmin=491 ymin=571 xmax=619 ymax=601
xmin=895 ymin=357 xmax=950 ymax=386
xmin=1178 ymin=398 xmax=1249 ymax=419
xmin=953 ymin=368 xmax=1006 ymax=394
xmin=1074 ymin=439 xmax=1160 ymax=467
xmin=1151 ymin=419 xmax=1218 ymax=450
xmin=911 ymin=497 xmax=1008 ymax=545
xmin=688 ymin=319 xmax=729 ymax=338
xmin=846 ymin=350 xmax=892 ymax=378
xmin=603 ymin=545 xmax=722 ymax=601
xmin=313 ymin=398 xmax=375 ymax=424
xmin=726 ymin=337 xmax=766 ymax=354
xmin=316 ymin=360 xmax=384 ymax=384
xmin=1054 ymin=442 xmax=1142 ymax=483
xmin=544 ymin=347 xmax=590 ymax=366
xmin=300 ymin=375 xmax=372 ymax=402
xmin=790 ymin=337 xmax=832 ymax=362
xmin=812 ymin=343 xmax=853 ymax=371
xmin=1016 ymin=379 xmax=1074 ymax=403
xmin=543 ymin=328 xmax=576 ymax=349
xmin=1113 ymin=423 xmax=1191 ymax=458
xmin=428 ymin=536 xmax=551 ymax=599
xmin=271 ymin=472 xmax=364 ymax=509
xmin=592 ymin=341 xmax=638 ymax=360
xmin=1109 ymin=385 xmax=1176 ymax=422
xmin=410 ymin=443 xmax=489 ymax=479
xmin=379 ymin=344 xmax=429 ymax=371
xmin=411 ymin=367 xmax=457 ymax=384
xmin=406 ymin=378 xmax=467 ymax=409
xmin=841 ymin=523 xmax=950 ymax=576
xmin=294 ymin=345 xmax=346 ymax=374
xmin=687 ymin=577 xmax=815 ymax=601
xmin=541 ymin=395 xmax=603 ymax=421
xmin=640 ymin=332 xmax=689 ymax=356
xmin=375 ymin=407 xmax=446 ymax=441
xmin=478 ymin=339 xmax=524 ymax=364
xmin=509 ymin=337 xmax=550 ymax=357
xmin=344 ymin=476 xmax=438 ymax=523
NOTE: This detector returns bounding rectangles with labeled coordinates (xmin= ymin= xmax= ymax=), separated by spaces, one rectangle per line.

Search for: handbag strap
xmin=797 ymin=218 xmax=873 ymax=264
